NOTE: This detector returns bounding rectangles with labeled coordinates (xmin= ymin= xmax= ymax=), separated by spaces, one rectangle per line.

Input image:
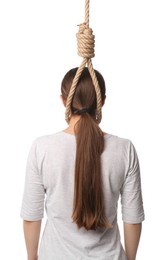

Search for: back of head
xmin=61 ymin=67 xmax=105 ymax=118
xmin=61 ymin=67 xmax=112 ymax=230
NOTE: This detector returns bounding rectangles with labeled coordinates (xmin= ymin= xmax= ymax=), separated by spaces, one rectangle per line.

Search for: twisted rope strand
xmin=85 ymin=0 xmax=90 ymax=27
xmin=65 ymin=59 xmax=87 ymax=123
xmin=65 ymin=0 xmax=102 ymax=124
xmin=87 ymin=59 xmax=102 ymax=123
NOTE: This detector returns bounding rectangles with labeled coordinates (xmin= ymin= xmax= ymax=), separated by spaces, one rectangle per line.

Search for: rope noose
xmin=65 ymin=0 xmax=102 ymax=124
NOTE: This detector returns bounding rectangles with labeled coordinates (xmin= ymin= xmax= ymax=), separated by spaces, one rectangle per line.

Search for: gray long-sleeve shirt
xmin=20 ymin=131 xmax=145 ymax=260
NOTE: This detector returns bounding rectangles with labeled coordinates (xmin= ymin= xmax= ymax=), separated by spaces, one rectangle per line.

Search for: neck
xmin=64 ymin=115 xmax=81 ymax=134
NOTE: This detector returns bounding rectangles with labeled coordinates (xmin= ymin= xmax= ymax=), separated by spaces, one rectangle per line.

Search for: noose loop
xmin=65 ymin=0 xmax=102 ymax=124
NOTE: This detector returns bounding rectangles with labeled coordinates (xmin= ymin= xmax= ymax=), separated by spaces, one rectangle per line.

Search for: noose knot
xmin=76 ymin=23 xmax=95 ymax=59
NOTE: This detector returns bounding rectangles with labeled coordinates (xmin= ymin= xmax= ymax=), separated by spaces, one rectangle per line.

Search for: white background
xmin=0 ymin=0 xmax=168 ymax=259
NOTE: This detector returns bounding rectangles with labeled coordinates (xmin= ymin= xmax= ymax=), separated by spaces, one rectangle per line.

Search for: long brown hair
xmin=61 ymin=67 xmax=112 ymax=230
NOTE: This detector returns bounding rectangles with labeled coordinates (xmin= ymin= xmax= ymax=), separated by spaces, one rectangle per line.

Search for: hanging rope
xmin=65 ymin=0 xmax=102 ymax=124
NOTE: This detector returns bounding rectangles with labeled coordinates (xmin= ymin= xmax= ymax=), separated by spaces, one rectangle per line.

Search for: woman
xmin=20 ymin=68 xmax=145 ymax=260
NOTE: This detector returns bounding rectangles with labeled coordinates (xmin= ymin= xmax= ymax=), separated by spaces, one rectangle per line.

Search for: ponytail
xmin=71 ymin=113 xmax=113 ymax=230
xmin=61 ymin=67 xmax=112 ymax=230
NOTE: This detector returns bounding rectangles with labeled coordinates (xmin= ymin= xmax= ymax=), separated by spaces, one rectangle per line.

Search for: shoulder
xmin=30 ymin=131 xmax=64 ymax=152
xmin=104 ymin=133 xmax=137 ymax=163
xmin=105 ymin=132 xmax=132 ymax=150
xmin=104 ymin=133 xmax=140 ymax=173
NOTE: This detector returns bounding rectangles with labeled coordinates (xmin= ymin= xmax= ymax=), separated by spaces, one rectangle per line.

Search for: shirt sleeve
xmin=20 ymin=139 xmax=45 ymax=221
xmin=120 ymin=141 xmax=145 ymax=224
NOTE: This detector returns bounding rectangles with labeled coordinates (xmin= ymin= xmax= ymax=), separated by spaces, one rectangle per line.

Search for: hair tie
xmin=74 ymin=108 xmax=90 ymax=115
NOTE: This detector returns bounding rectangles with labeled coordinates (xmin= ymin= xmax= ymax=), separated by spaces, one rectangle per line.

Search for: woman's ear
xmin=60 ymin=95 xmax=66 ymax=107
xmin=102 ymin=95 xmax=106 ymax=107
